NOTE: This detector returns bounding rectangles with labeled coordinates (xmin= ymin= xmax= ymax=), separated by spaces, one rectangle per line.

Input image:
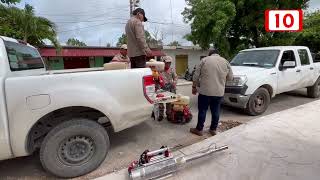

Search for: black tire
xmin=246 ymin=88 xmax=270 ymax=116
xmin=40 ymin=119 xmax=110 ymax=178
xmin=307 ymin=77 xmax=320 ymax=98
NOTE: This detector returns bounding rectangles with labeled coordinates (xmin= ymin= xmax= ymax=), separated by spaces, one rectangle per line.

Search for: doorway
xmin=63 ymin=57 xmax=90 ymax=69
xmin=175 ymin=55 xmax=188 ymax=76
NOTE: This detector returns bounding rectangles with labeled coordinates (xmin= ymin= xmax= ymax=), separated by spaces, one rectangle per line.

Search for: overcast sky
xmin=16 ymin=0 xmax=320 ymax=46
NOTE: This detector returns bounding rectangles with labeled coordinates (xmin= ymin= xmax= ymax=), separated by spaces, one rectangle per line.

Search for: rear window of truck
xmin=298 ymin=49 xmax=311 ymax=65
xmin=4 ymin=40 xmax=44 ymax=71
xmin=312 ymin=53 xmax=320 ymax=63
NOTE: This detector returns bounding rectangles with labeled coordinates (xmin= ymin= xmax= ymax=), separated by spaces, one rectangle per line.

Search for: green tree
xmin=0 ymin=0 xmax=20 ymax=4
xmin=116 ymin=34 xmax=127 ymax=47
xmin=294 ymin=10 xmax=320 ymax=53
xmin=182 ymin=0 xmax=236 ymax=58
xmin=66 ymin=38 xmax=87 ymax=47
xmin=182 ymin=0 xmax=310 ymax=58
xmin=145 ymin=30 xmax=163 ymax=48
xmin=0 ymin=4 xmax=59 ymax=48
xmin=168 ymin=41 xmax=181 ymax=46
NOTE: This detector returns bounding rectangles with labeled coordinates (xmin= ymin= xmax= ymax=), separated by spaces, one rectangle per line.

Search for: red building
xmin=39 ymin=46 xmax=164 ymax=70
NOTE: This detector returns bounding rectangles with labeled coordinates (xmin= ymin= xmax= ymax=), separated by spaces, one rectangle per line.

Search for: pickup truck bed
xmin=0 ymin=36 xmax=155 ymax=178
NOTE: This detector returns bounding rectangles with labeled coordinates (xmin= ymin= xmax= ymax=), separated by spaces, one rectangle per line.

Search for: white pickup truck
xmin=224 ymin=46 xmax=320 ymax=115
xmin=0 ymin=36 xmax=155 ymax=177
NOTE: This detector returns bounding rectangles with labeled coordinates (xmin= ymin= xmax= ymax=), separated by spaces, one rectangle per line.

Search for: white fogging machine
xmin=128 ymin=145 xmax=228 ymax=180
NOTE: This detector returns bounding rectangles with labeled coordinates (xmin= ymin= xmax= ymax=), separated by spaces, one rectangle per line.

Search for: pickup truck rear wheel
xmin=246 ymin=88 xmax=270 ymax=116
xmin=307 ymin=77 xmax=320 ymax=98
xmin=40 ymin=119 xmax=109 ymax=178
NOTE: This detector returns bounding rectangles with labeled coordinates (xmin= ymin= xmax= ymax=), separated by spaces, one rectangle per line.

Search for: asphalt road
xmin=0 ymin=85 xmax=317 ymax=180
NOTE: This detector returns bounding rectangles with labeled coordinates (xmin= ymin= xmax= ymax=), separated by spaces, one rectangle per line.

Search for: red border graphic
xmin=265 ymin=9 xmax=303 ymax=32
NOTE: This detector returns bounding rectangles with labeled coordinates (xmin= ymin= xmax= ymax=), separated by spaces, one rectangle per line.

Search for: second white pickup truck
xmin=0 ymin=36 xmax=155 ymax=177
xmin=224 ymin=46 xmax=320 ymax=115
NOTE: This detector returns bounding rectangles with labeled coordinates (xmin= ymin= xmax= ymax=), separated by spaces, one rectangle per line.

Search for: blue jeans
xmin=196 ymin=94 xmax=223 ymax=131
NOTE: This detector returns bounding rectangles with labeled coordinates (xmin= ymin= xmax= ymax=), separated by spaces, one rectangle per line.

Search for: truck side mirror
xmin=280 ymin=61 xmax=296 ymax=71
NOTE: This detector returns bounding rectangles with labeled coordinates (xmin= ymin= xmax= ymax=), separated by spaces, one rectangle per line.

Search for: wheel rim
xmin=58 ymin=135 xmax=95 ymax=166
xmin=254 ymin=94 xmax=266 ymax=112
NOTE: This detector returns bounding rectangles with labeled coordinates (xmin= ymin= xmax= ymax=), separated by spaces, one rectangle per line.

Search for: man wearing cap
xmin=161 ymin=56 xmax=178 ymax=93
xmin=190 ymin=49 xmax=233 ymax=136
xmin=125 ymin=8 xmax=152 ymax=68
xmin=158 ymin=56 xmax=178 ymax=121
xmin=111 ymin=44 xmax=130 ymax=66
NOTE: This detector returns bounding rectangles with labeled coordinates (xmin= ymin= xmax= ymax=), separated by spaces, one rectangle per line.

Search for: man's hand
xmin=146 ymin=49 xmax=153 ymax=57
xmin=172 ymin=83 xmax=176 ymax=90
xmin=192 ymin=86 xmax=198 ymax=95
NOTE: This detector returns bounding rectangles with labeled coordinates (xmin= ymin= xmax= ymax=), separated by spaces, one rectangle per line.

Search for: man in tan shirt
xmin=190 ymin=49 xmax=233 ymax=136
xmin=125 ymin=8 xmax=152 ymax=68
xmin=111 ymin=44 xmax=130 ymax=67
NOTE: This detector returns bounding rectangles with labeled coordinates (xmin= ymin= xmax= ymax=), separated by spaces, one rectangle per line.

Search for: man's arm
xmin=172 ymin=70 xmax=178 ymax=86
xmin=134 ymin=21 xmax=151 ymax=55
xmin=193 ymin=60 xmax=204 ymax=87
xmin=111 ymin=55 xmax=121 ymax=62
xmin=226 ymin=63 xmax=234 ymax=81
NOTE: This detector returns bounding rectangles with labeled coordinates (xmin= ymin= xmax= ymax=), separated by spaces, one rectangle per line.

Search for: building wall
xmin=44 ymin=56 xmax=108 ymax=70
xmin=162 ymin=49 xmax=209 ymax=73
xmin=94 ymin=57 xmax=104 ymax=67
xmin=48 ymin=57 xmax=64 ymax=70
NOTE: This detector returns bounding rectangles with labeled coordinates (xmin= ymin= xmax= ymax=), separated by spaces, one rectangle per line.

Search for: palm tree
xmin=0 ymin=4 xmax=60 ymax=48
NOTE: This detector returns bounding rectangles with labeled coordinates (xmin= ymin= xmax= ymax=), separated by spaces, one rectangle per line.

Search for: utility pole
xmin=130 ymin=0 xmax=140 ymax=17
xmin=129 ymin=0 xmax=133 ymax=17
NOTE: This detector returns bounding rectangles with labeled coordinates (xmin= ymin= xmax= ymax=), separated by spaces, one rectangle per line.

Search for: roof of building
xmin=39 ymin=46 xmax=164 ymax=57
xmin=163 ymin=45 xmax=204 ymax=50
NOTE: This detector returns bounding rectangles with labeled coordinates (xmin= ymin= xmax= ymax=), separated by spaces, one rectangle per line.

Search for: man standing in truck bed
xmin=126 ymin=8 xmax=152 ymax=68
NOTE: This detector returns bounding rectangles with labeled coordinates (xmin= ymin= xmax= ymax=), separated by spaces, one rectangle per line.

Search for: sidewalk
xmin=96 ymin=100 xmax=320 ymax=180
xmin=177 ymin=79 xmax=192 ymax=86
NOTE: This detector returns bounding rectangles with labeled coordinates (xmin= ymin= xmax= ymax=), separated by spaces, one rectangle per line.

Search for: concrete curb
xmin=177 ymin=82 xmax=192 ymax=86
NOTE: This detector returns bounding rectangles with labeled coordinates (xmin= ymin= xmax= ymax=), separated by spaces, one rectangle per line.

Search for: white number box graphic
xmin=265 ymin=10 xmax=303 ymax=32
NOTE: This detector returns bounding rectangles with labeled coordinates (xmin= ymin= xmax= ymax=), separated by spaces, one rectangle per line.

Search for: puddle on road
xmin=218 ymin=120 xmax=243 ymax=132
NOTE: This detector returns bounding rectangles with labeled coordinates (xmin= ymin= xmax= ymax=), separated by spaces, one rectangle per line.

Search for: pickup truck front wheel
xmin=40 ymin=119 xmax=110 ymax=178
xmin=307 ymin=77 xmax=320 ymax=98
xmin=246 ymin=88 xmax=270 ymax=116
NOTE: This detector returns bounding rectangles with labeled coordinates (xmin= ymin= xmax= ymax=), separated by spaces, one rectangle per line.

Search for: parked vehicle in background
xmin=0 ymin=36 xmax=155 ymax=178
xmin=224 ymin=46 xmax=320 ymax=116
xmin=184 ymin=66 xmax=196 ymax=81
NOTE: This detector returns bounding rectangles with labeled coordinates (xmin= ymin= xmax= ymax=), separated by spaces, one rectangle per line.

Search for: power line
xmin=36 ymin=3 xmax=128 ymax=16
xmin=54 ymin=18 xmax=188 ymax=27
xmin=38 ymin=9 xmax=128 ymax=17
xmin=58 ymin=21 xmax=189 ymax=34
xmin=57 ymin=20 xmax=189 ymax=34
xmin=170 ymin=0 xmax=174 ymax=42
xmin=54 ymin=18 xmax=128 ymax=24
xmin=148 ymin=21 xmax=187 ymax=27
xmin=58 ymin=22 xmax=127 ymax=33
xmin=56 ymin=13 xmax=189 ymax=33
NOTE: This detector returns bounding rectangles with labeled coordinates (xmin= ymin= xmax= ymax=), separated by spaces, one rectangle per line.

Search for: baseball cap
xmin=133 ymin=8 xmax=148 ymax=22
xmin=120 ymin=44 xmax=127 ymax=49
